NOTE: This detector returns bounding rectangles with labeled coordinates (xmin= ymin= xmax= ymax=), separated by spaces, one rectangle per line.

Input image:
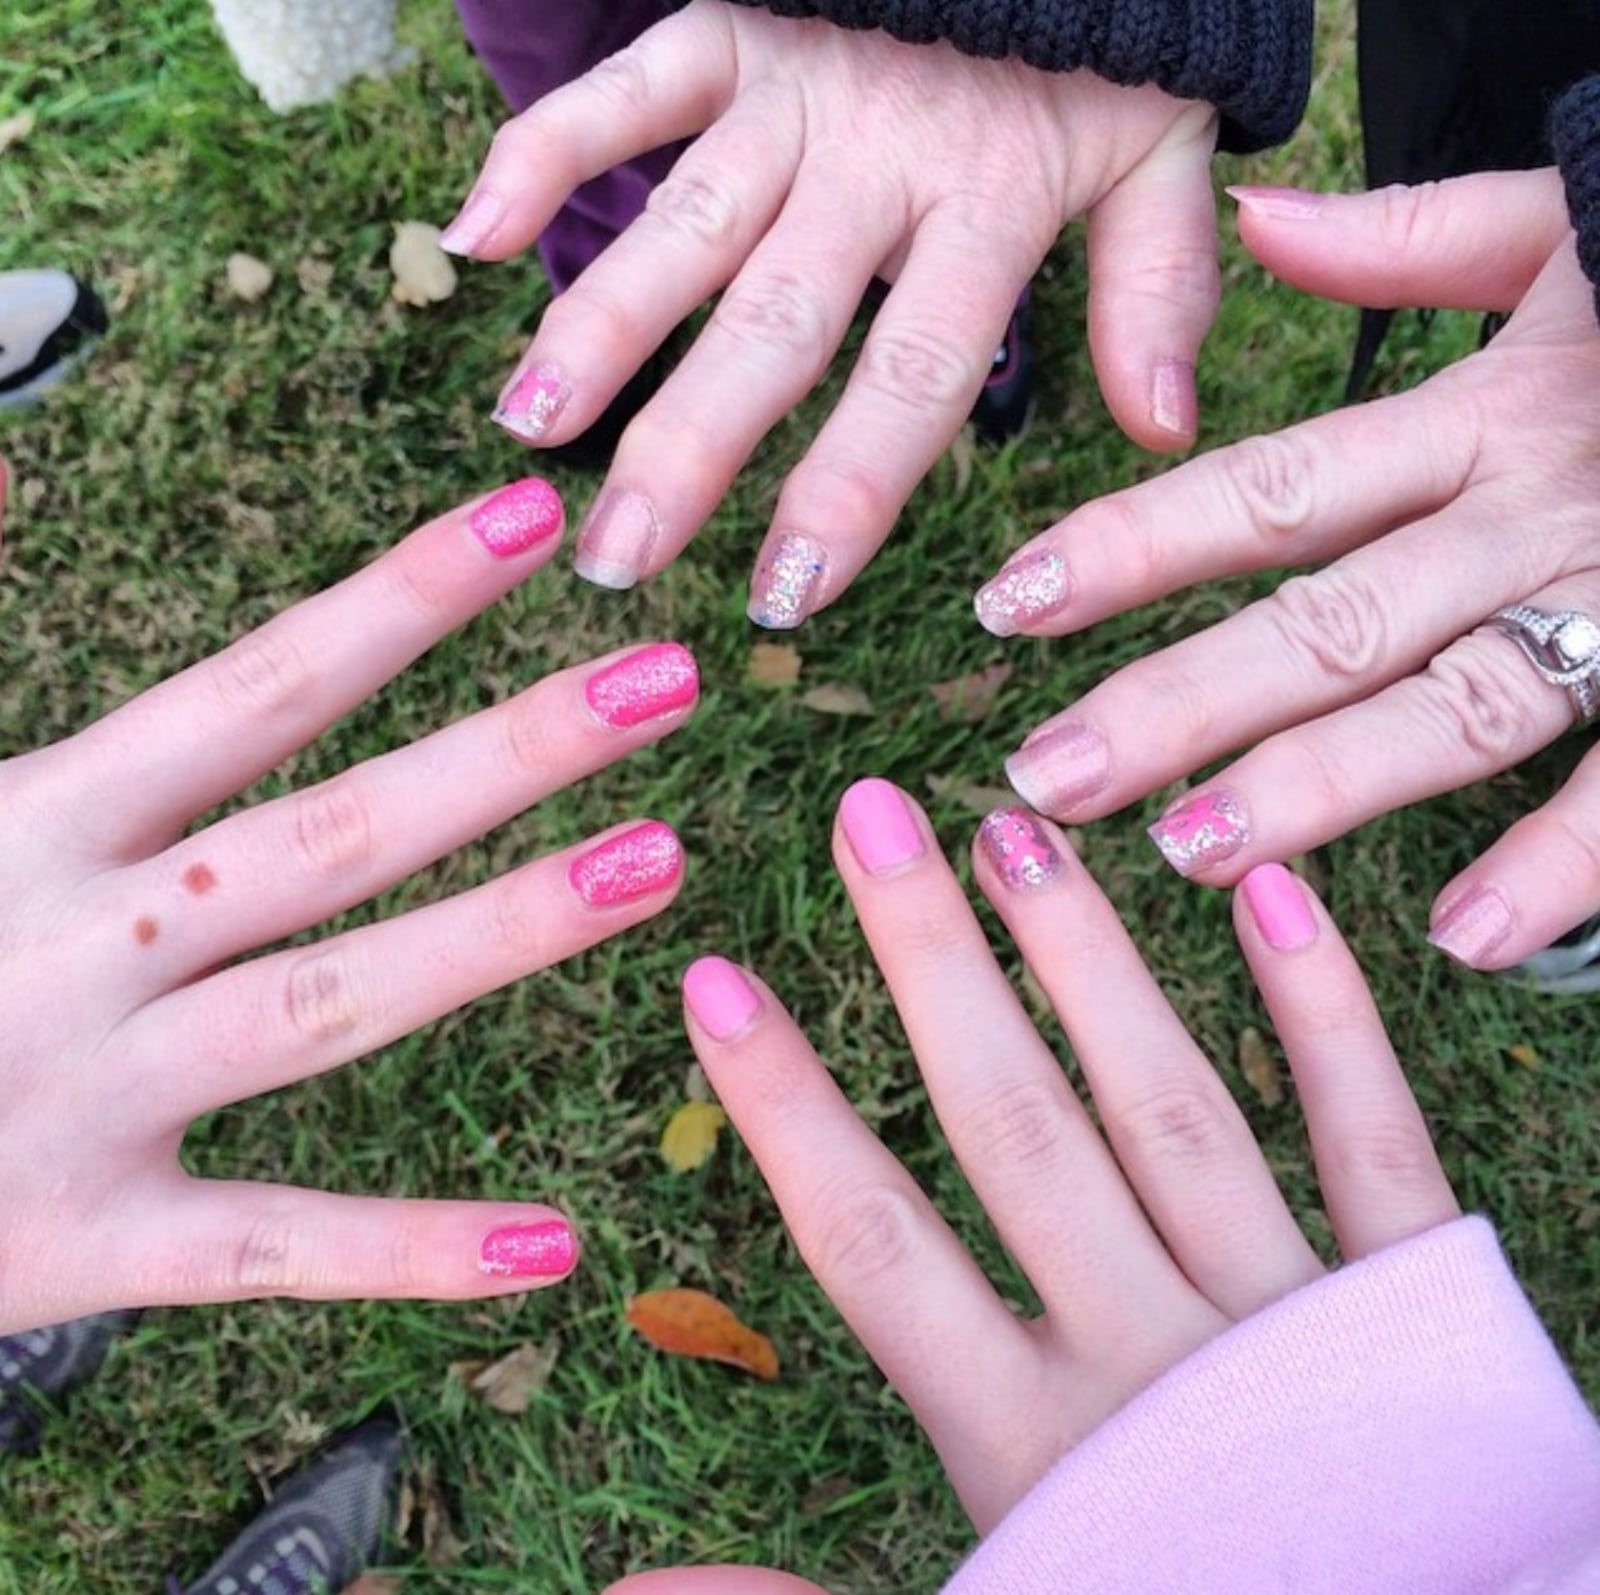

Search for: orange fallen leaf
xmin=626 ymin=1288 xmax=779 ymax=1381
xmin=929 ymin=663 xmax=1012 ymax=723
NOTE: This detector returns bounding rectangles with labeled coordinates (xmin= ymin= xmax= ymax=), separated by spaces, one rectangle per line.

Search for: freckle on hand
xmin=182 ymin=863 xmax=217 ymax=896
xmin=134 ymin=917 xmax=159 ymax=946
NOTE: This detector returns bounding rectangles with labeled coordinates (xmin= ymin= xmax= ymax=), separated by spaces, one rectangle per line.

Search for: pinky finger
xmin=606 ymin=1573 xmax=832 ymax=1595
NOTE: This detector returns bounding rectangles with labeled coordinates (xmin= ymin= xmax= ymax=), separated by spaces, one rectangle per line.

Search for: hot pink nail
xmin=683 ymin=956 xmax=762 ymax=1041
xmin=439 ymin=188 xmax=507 ymax=257
xmin=839 ymin=778 xmax=925 ymax=876
xmin=1005 ymin=721 xmax=1111 ymax=817
xmin=1148 ymin=789 xmax=1251 ymax=876
xmin=1429 ymin=885 xmax=1513 ymax=969
xmin=570 ymin=821 xmax=683 ymax=907
xmin=1150 ymin=358 xmax=1197 ymax=438
xmin=585 ymin=643 xmax=699 ymax=729
xmin=470 ymin=477 xmax=564 ymax=558
xmin=1241 ymin=863 xmax=1317 ymax=951
xmin=978 ymin=807 xmax=1063 ymax=891
xmin=1225 ymin=185 xmax=1327 ymax=221
xmin=479 ymin=1218 xmax=577 ymax=1278
xmin=494 ymin=360 xmax=572 ymax=444
xmin=975 ymin=549 xmax=1072 ymax=637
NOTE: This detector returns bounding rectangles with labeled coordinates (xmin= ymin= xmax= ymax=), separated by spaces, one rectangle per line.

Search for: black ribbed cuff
xmin=1553 ymin=75 xmax=1600 ymax=322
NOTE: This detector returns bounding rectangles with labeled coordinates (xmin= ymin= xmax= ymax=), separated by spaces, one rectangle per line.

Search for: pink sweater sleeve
xmin=942 ymin=1218 xmax=1600 ymax=1595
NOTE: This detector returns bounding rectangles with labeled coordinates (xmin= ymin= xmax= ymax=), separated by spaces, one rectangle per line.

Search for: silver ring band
xmin=1486 ymin=604 xmax=1600 ymax=724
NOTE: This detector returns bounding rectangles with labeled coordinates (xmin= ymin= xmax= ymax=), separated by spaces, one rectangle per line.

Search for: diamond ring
xmin=1486 ymin=605 xmax=1600 ymax=724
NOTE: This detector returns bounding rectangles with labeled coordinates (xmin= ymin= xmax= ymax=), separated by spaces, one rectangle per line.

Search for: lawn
xmin=3 ymin=3 xmax=1599 ymax=1591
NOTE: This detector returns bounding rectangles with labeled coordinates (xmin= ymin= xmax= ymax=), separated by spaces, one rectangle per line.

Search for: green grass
xmin=3 ymin=2 xmax=1600 ymax=1590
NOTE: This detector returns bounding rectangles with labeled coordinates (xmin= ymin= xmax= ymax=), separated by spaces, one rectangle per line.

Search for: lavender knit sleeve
xmin=720 ymin=0 xmax=1311 ymax=152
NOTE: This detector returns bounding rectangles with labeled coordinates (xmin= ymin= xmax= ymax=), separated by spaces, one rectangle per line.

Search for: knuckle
xmin=291 ymin=777 xmax=374 ymax=880
xmin=540 ymin=284 xmax=639 ymax=355
xmin=855 ymin=324 xmax=982 ymax=414
xmin=1328 ymin=1120 xmax=1442 ymax=1197
xmin=233 ymin=1208 xmax=303 ymax=1294
xmin=502 ymin=694 xmax=555 ymax=779
xmin=1264 ymin=569 xmax=1388 ymax=681
xmin=1420 ymin=639 xmax=1538 ymax=764
xmin=1535 ymin=804 xmax=1600 ymax=890
xmin=214 ymin=625 xmax=308 ymax=721
xmin=1118 ymin=1082 xmax=1238 ymax=1171
xmin=789 ymin=453 xmax=895 ymax=535
xmin=485 ymin=875 xmax=549 ymax=961
xmin=646 ymin=170 xmax=741 ymax=249
xmin=584 ymin=47 xmax=651 ymax=113
xmin=964 ymin=1080 xmax=1069 ymax=1173
xmin=712 ymin=272 xmax=829 ymax=359
xmin=811 ymin=1184 xmax=923 ymax=1291
xmin=1081 ymin=492 xmax=1171 ymax=596
xmin=1374 ymin=180 xmax=1444 ymax=265
xmin=283 ymin=949 xmax=362 ymax=1047
xmin=1119 ymin=241 xmax=1221 ymax=320
xmin=1219 ymin=432 xmax=1319 ymax=544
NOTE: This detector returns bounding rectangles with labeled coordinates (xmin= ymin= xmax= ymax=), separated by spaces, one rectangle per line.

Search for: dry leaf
xmin=1508 ymin=1043 xmax=1541 ymax=1071
xmin=1239 ymin=1027 xmax=1284 ymax=1107
xmin=626 ymin=1288 xmax=780 ymax=1381
xmin=925 ymin=774 xmax=1017 ymax=816
xmin=929 ymin=663 xmax=1012 ymax=723
xmin=748 ymin=642 xmax=801 ymax=687
xmin=225 ymin=252 xmax=274 ymax=302
xmin=453 ymin=1340 xmax=560 ymax=1414
xmin=344 ymin=1578 xmax=402 ymax=1595
xmin=684 ymin=1062 xmax=711 ymax=1103
xmin=947 ymin=424 xmax=976 ymax=497
xmin=420 ymin=1475 xmax=464 ymax=1567
xmin=0 ymin=111 xmax=36 ymax=154
xmin=296 ymin=255 xmax=334 ymax=297
xmin=390 ymin=221 xmax=458 ymax=307
xmin=660 ymin=1101 xmax=727 ymax=1173
xmin=801 ymin=683 xmax=875 ymax=717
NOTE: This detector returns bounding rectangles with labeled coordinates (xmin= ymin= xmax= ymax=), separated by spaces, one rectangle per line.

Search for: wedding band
xmin=1486 ymin=604 xmax=1600 ymax=724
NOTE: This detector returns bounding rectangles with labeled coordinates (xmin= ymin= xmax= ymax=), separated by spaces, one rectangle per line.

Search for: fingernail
xmin=683 ymin=955 xmax=762 ymax=1041
xmin=469 ymin=476 xmax=565 ymax=558
xmin=978 ymin=807 xmax=1064 ymax=891
xmin=1241 ymin=863 xmax=1318 ymax=951
xmin=439 ymin=188 xmax=507 ymax=256
xmin=1150 ymin=358 xmax=1197 ymax=439
xmin=1225 ymin=185 xmax=1327 ymax=221
xmin=585 ymin=643 xmax=699 ymax=729
xmin=494 ymin=359 xmax=573 ymax=444
xmin=1148 ymin=788 xmax=1251 ymax=876
xmin=1429 ymin=884 xmax=1513 ymax=969
xmin=975 ymin=549 xmax=1072 ymax=637
xmin=839 ymin=778 xmax=925 ymax=876
xmin=570 ymin=821 xmax=683 ymax=907
xmin=748 ymin=532 xmax=827 ymax=630
xmin=479 ymin=1218 xmax=577 ymax=1278
xmin=574 ymin=490 xmax=659 ymax=590
xmin=1004 ymin=721 xmax=1111 ymax=817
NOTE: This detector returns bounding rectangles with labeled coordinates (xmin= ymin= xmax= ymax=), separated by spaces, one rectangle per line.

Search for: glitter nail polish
xmin=1004 ymin=721 xmax=1111 ymax=817
xmin=585 ymin=643 xmax=699 ymax=729
xmin=569 ymin=821 xmax=683 ymax=907
xmin=469 ymin=477 xmax=564 ymax=558
xmin=974 ymin=550 xmax=1072 ymax=637
xmin=1429 ymin=885 xmax=1513 ymax=969
xmin=748 ymin=532 xmax=827 ymax=630
xmin=1148 ymin=789 xmax=1251 ymax=876
xmin=493 ymin=360 xmax=572 ymax=444
xmin=1150 ymin=358 xmax=1197 ymax=438
xmin=574 ymin=490 xmax=659 ymax=590
xmin=479 ymin=1219 xmax=577 ymax=1279
xmin=978 ymin=807 xmax=1063 ymax=891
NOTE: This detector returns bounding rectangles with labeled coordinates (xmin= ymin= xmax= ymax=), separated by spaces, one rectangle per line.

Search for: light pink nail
xmin=439 ymin=188 xmax=507 ymax=257
xmin=839 ymin=778 xmax=925 ymax=876
xmin=1241 ymin=863 xmax=1317 ymax=951
xmin=569 ymin=821 xmax=683 ymax=907
xmin=1429 ymin=885 xmax=1513 ymax=969
xmin=748 ymin=532 xmax=828 ymax=630
xmin=1150 ymin=358 xmax=1197 ymax=438
xmin=574 ymin=490 xmax=659 ymax=591
xmin=684 ymin=956 xmax=762 ymax=1041
xmin=469 ymin=477 xmax=564 ymax=558
xmin=978 ymin=807 xmax=1063 ymax=891
xmin=1225 ymin=184 xmax=1328 ymax=221
xmin=1148 ymin=789 xmax=1251 ymax=876
xmin=975 ymin=549 xmax=1072 ymax=637
xmin=585 ymin=643 xmax=699 ymax=729
xmin=494 ymin=360 xmax=573 ymax=444
xmin=479 ymin=1218 xmax=577 ymax=1278
xmin=1004 ymin=721 xmax=1111 ymax=817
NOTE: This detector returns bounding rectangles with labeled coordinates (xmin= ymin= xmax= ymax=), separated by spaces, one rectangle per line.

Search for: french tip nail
xmin=574 ymin=553 xmax=641 ymax=591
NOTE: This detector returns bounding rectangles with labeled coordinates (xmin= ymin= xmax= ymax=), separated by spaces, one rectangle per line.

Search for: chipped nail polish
xmin=1241 ymin=863 xmax=1318 ymax=951
xmin=439 ymin=188 xmax=507 ymax=256
xmin=978 ymin=807 xmax=1063 ymax=891
xmin=479 ymin=1219 xmax=577 ymax=1278
xmin=1004 ymin=721 xmax=1111 ymax=817
xmin=838 ymin=778 xmax=925 ymax=876
xmin=1148 ymin=789 xmax=1251 ymax=876
xmin=1150 ymin=358 xmax=1197 ymax=438
xmin=494 ymin=360 xmax=572 ymax=444
xmin=975 ymin=550 xmax=1072 ymax=637
xmin=1429 ymin=885 xmax=1513 ymax=969
xmin=574 ymin=490 xmax=659 ymax=590
xmin=585 ymin=643 xmax=699 ymax=729
xmin=748 ymin=532 xmax=827 ymax=630
xmin=470 ymin=476 xmax=564 ymax=558
xmin=683 ymin=955 xmax=763 ymax=1041
xmin=569 ymin=821 xmax=683 ymax=907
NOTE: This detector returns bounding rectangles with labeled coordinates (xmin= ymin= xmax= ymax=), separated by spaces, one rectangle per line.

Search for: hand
xmin=607 ymin=782 xmax=1458 ymax=1592
xmin=984 ymin=169 xmax=1600 ymax=970
xmin=0 ymin=470 xmax=698 ymax=1333
xmin=442 ymin=0 xmax=1221 ymax=623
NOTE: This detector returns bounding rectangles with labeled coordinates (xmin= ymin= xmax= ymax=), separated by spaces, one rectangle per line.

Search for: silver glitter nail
xmin=978 ymin=807 xmax=1063 ymax=891
xmin=749 ymin=532 xmax=828 ymax=630
xmin=1148 ymin=789 xmax=1251 ymax=875
xmin=974 ymin=551 xmax=1072 ymax=637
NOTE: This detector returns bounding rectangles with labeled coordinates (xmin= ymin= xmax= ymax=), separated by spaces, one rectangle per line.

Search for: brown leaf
xmin=947 ymin=424 xmax=976 ymax=497
xmin=929 ymin=663 xmax=1012 ymax=723
xmin=0 ymin=111 xmax=36 ymax=154
xmin=748 ymin=642 xmax=801 ymax=687
xmin=626 ymin=1288 xmax=779 ymax=1380
xmin=801 ymin=683 xmax=875 ymax=718
xmin=659 ymin=1101 xmax=727 ymax=1173
xmin=343 ymin=1578 xmax=402 ymax=1595
xmin=390 ymin=221 xmax=458 ymax=307
xmin=225 ymin=252 xmax=274 ymax=303
xmin=296 ymin=255 xmax=334 ymax=297
xmin=453 ymin=1339 xmax=560 ymax=1414
xmin=1238 ymin=1027 xmax=1284 ymax=1107
xmin=420 ymin=1475 xmax=464 ymax=1567
xmin=925 ymin=774 xmax=1017 ymax=816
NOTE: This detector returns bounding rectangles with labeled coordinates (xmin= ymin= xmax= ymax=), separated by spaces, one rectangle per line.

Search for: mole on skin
xmin=182 ymin=863 xmax=218 ymax=896
xmin=134 ymin=917 xmax=159 ymax=945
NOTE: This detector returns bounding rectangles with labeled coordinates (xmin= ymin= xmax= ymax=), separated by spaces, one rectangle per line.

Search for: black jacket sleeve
xmin=1553 ymin=76 xmax=1600 ymax=319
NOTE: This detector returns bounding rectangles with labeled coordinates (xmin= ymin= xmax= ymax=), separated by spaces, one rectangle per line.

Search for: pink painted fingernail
xmin=439 ymin=188 xmax=507 ymax=256
xmin=1429 ymin=885 xmax=1513 ymax=969
xmin=1150 ymin=358 xmax=1197 ymax=438
xmin=749 ymin=532 xmax=828 ymax=630
xmin=839 ymin=778 xmax=925 ymax=876
xmin=978 ymin=807 xmax=1064 ymax=892
xmin=1148 ymin=788 xmax=1251 ymax=876
xmin=570 ymin=821 xmax=683 ymax=907
xmin=479 ymin=1218 xmax=577 ymax=1278
xmin=683 ymin=955 xmax=762 ymax=1041
xmin=494 ymin=359 xmax=573 ymax=444
xmin=585 ymin=643 xmax=699 ymax=729
xmin=469 ymin=476 xmax=564 ymax=558
xmin=1004 ymin=721 xmax=1111 ymax=817
xmin=1225 ymin=185 xmax=1327 ymax=221
xmin=975 ymin=549 xmax=1072 ymax=637
xmin=1241 ymin=863 xmax=1318 ymax=951
xmin=574 ymin=490 xmax=659 ymax=590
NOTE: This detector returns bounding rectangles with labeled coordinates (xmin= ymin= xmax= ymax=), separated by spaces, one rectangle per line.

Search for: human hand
xmin=0 ymin=470 xmax=698 ymax=1333
xmin=985 ymin=169 xmax=1600 ymax=969
xmin=442 ymin=0 xmax=1221 ymax=622
xmin=607 ymin=782 xmax=1458 ymax=1591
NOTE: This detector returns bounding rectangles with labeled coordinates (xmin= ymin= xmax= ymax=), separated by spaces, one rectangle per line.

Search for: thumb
xmin=606 ymin=1571 xmax=833 ymax=1595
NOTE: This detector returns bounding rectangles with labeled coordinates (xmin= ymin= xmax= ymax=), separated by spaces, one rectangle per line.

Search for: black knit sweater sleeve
xmin=1553 ymin=76 xmax=1600 ymax=319
xmin=721 ymin=0 xmax=1312 ymax=153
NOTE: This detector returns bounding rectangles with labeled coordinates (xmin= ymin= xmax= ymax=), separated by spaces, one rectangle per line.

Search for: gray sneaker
xmin=0 ymin=1310 xmax=140 ymax=1455
xmin=1510 ymin=914 xmax=1600 ymax=995
xmin=0 ymin=268 xmax=107 ymax=408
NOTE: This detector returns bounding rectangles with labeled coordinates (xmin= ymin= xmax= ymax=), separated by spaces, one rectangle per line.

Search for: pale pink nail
xmin=569 ymin=821 xmax=683 ymax=907
xmin=683 ymin=956 xmax=762 ymax=1041
xmin=1148 ymin=788 xmax=1251 ymax=876
xmin=748 ymin=532 xmax=828 ymax=630
xmin=585 ymin=643 xmax=699 ymax=729
xmin=1225 ymin=184 xmax=1328 ymax=221
xmin=479 ymin=1218 xmax=577 ymax=1278
xmin=494 ymin=360 xmax=573 ymax=444
xmin=975 ymin=549 xmax=1072 ymax=638
xmin=1150 ymin=358 xmax=1197 ymax=438
xmin=439 ymin=188 xmax=507 ymax=257
xmin=574 ymin=490 xmax=659 ymax=591
xmin=1429 ymin=885 xmax=1513 ymax=969
xmin=1005 ymin=721 xmax=1111 ymax=817
xmin=1241 ymin=863 xmax=1317 ymax=952
xmin=839 ymin=778 xmax=925 ymax=876
xmin=978 ymin=807 xmax=1063 ymax=892
xmin=469 ymin=476 xmax=564 ymax=558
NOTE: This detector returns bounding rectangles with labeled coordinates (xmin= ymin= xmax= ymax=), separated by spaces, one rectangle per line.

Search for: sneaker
xmin=0 ymin=1309 xmax=140 ymax=1455
xmin=171 ymin=1417 xmax=405 ymax=1595
xmin=970 ymin=292 xmax=1037 ymax=446
xmin=0 ymin=269 xmax=108 ymax=409
xmin=1509 ymin=913 xmax=1600 ymax=995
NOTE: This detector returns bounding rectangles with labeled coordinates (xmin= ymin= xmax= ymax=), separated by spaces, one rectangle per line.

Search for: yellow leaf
xmin=748 ymin=642 xmax=802 ymax=687
xmin=801 ymin=683 xmax=874 ymax=717
xmin=1508 ymin=1043 xmax=1541 ymax=1071
xmin=660 ymin=1101 xmax=727 ymax=1172
xmin=626 ymin=1287 xmax=780 ymax=1380
xmin=1239 ymin=1027 xmax=1284 ymax=1107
